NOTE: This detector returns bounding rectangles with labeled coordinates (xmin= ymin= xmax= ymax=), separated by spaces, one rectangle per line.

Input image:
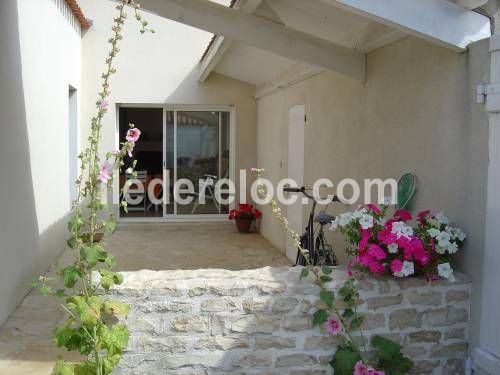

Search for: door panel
xmin=286 ymin=105 xmax=305 ymax=262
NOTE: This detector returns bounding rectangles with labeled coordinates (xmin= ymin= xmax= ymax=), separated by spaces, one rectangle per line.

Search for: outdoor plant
xmin=330 ymin=205 xmax=466 ymax=281
xmin=33 ymin=2 xmax=153 ymax=375
xmin=228 ymin=203 xmax=262 ymax=233
xmin=252 ymin=168 xmax=465 ymax=375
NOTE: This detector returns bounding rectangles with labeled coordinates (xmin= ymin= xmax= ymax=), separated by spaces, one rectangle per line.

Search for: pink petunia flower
xmin=325 ymin=315 xmax=342 ymax=335
xmin=99 ymin=161 xmax=112 ymax=183
xmin=394 ymin=209 xmax=412 ymax=222
xmin=366 ymin=203 xmax=381 ymax=215
xmin=391 ymin=259 xmax=404 ymax=273
xmin=367 ymin=244 xmax=386 ymax=260
xmin=417 ymin=209 xmax=431 ymax=223
xmin=126 ymin=127 xmax=141 ymax=142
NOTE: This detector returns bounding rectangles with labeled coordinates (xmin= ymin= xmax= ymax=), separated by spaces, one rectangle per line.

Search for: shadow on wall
xmin=0 ymin=1 xmax=72 ymax=328
xmin=0 ymin=0 xmax=40 ymax=326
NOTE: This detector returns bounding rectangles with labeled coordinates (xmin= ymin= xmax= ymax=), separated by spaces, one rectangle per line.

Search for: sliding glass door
xmin=119 ymin=105 xmax=232 ymax=220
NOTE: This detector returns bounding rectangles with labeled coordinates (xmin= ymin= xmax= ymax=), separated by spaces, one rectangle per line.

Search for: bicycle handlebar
xmin=283 ymin=186 xmax=341 ymax=203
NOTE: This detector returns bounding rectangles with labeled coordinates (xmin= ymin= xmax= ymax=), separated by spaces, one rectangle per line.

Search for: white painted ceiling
xmin=209 ymin=0 xmax=406 ymax=85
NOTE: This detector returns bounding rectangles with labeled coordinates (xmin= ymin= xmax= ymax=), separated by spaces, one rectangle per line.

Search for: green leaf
xmin=60 ymin=266 xmax=82 ymax=288
xmin=313 ymin=309 xmax=328 ymax=326
xmin=105 ymin=219 xmax=117 ymax=234
xmin=99 ymin=269 xmax=123 ymax=291
xmin=68 ymin=216 xmax=85 ymax=233
xmin=40 ymin=285 xmax=52 ymax=296
xmin=322 ymin=266 xmax=333 ymax=275
xmin=330 ymin=348 xmax=361 ymax=375
xmin=67 ymin=236 xmax=78 ymax=249
xmin=52 ymin=360 xmax=76 ymax=375
xmin=320 ymin=275 xmax=333 ymax=283
xmin=349 ymin=316 xmax=364 ymax=330
xmin=319 ymin=290 xmax=335 ymax=308
xmin=66 ymin=296 xmax=102 ymax=326
xmin=339 ymin=285 xmax=351 ymax=298
xmin=105 ymin=254 xmax=117 ymax=269
xmin=80 ymin=244 xmax=108 ymax=268
xmin=372 ymin=335 xmax=414 ymax=375
xmin=342 ymin=308 xmax=354 ymax=318
xmin=102 ymin=299 xmax=130 ymax=318
xmin=98 ymin=324 xmax=129 ymax=356
xmin=299 ymin=268 xmax=309 ymax=280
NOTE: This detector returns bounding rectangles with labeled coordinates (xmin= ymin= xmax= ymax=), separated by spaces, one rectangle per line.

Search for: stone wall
xmin=108 ymin=267 xmax=471 ymax=375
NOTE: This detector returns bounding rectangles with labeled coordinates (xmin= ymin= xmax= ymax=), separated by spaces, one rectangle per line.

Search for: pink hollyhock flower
xmin=325 ymin=315 xmax=342 ymax=335
xmin=394 ymin=209 xmax=412 ymax=222
xmin=391 ymin=259 xmax=404 ymax=273
xmin=354 ymin=361 xmax=367 ymax=375
xmin=99 ymin=161 xmax=112 ymax=183
xmin=100 ymin=99 xmax=109 ymax=110
xmin=366 ymin=204 xmax=381 ymax=215
xmin=126 ymin=127 xmax=141 ymax=142
xmin=354 ymin=361 xmax=385 ymax=375
xmin=111 ymin=149 xmax=120 ymax=156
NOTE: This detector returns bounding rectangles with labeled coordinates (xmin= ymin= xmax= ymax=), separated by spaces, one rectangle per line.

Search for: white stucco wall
xmin=0 ymin=0 xmax=82 ymax=326
xmin=256 ymin=37 xmax=490 ymax=351
xmin=79 ymin=0 xmax=257 ymax=205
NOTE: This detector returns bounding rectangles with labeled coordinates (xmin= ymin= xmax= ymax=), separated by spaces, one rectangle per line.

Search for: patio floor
xmin=0 ymin=223 xmax=290 ymax=374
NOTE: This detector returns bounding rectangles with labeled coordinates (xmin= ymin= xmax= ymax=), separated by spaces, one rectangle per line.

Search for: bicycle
xmin=283 ymin=186 xmax=340 ymax=266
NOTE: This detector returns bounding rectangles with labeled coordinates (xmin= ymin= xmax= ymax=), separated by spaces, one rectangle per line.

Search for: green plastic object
xmin=397 ymin=173 xmax=416 ymax=210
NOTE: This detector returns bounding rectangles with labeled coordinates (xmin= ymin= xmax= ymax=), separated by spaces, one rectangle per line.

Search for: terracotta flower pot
xmin=235 ymin=217 xmax=253 ymax=233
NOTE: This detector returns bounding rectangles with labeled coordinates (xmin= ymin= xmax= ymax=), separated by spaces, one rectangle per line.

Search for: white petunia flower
xmin=391 ymin=221 xmax=413 ymax=239
xmin=447 ymin=242 xmax=459 ymax=254
xmin=394 ymin=261 xmax=415 ymax=277
xmin=387 ymin=243 xmax=399 ymax=254
xmin=359 ymin=214 xmax=374 ymax=230
xmin=427 ymin=228 xmax=441 ymax=238
xmin=352 ymin=208 xmax=367 ymax=219
xmin=448 ymin=227 xmax=466 ymax=242
xmin=338 ymin=212 xmax=354 ymax=227
xmin=438 ymin=263 xmax=454 ymax=280
xmin=435 ymin=212 xmax=449 ymax=225
xmin=436 ymin=231 xmax=451 ymax=243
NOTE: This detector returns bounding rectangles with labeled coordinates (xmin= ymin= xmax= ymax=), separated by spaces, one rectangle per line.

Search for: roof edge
xmin=200 ymin=0 xmax=237 ymax=62
xmin=65 ymin=0 xmax=91 ymax=29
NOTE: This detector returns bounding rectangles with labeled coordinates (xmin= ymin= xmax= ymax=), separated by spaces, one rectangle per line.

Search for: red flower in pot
xmin=228 ymin=204 xmax=262 ymax=233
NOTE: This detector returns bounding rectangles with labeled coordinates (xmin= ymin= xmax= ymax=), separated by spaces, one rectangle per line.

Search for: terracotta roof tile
xmin=65 ymin=0 xmax=91 ymax=29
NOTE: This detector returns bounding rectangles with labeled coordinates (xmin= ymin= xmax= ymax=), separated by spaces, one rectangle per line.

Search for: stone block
xmin=255 ymin=335 xmax=296 ymax=349
xmin=389 ymin=309 xmax=423 ymax=330
xmin=231 ymin=314 xmax=281 ymax=333
xmin=367 ymin=295 xmax=403 ymax=310
xmin=424 ymin=307 xmax=468 ymax=327
xmin=283 ymin=315 xmax=313 ymax=331
xmin=170 ymin=315 xmax=208 ymax=332
xmin=409 ymin=330 xmax=442 ymax=343
xmin=407 ymin=291 xmax=442 ymax=306
xmin=275 ymin=354 xmax=317 ymax=367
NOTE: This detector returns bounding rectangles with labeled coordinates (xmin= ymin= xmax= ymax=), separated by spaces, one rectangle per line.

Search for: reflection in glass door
xmin=169 ymin=110 xmax=231 ymax=216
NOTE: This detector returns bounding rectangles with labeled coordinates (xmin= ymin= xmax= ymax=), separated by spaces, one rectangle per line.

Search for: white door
xmin=286 ymin=105 xmax=305 ymax=262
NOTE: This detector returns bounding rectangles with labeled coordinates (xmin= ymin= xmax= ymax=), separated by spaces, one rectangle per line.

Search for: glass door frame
xmin=116 ymin=103 xmax=236 ymax=222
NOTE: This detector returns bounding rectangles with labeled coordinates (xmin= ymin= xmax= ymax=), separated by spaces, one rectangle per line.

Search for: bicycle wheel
xmin=315 ymin=231 xmax=338 ymax=266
